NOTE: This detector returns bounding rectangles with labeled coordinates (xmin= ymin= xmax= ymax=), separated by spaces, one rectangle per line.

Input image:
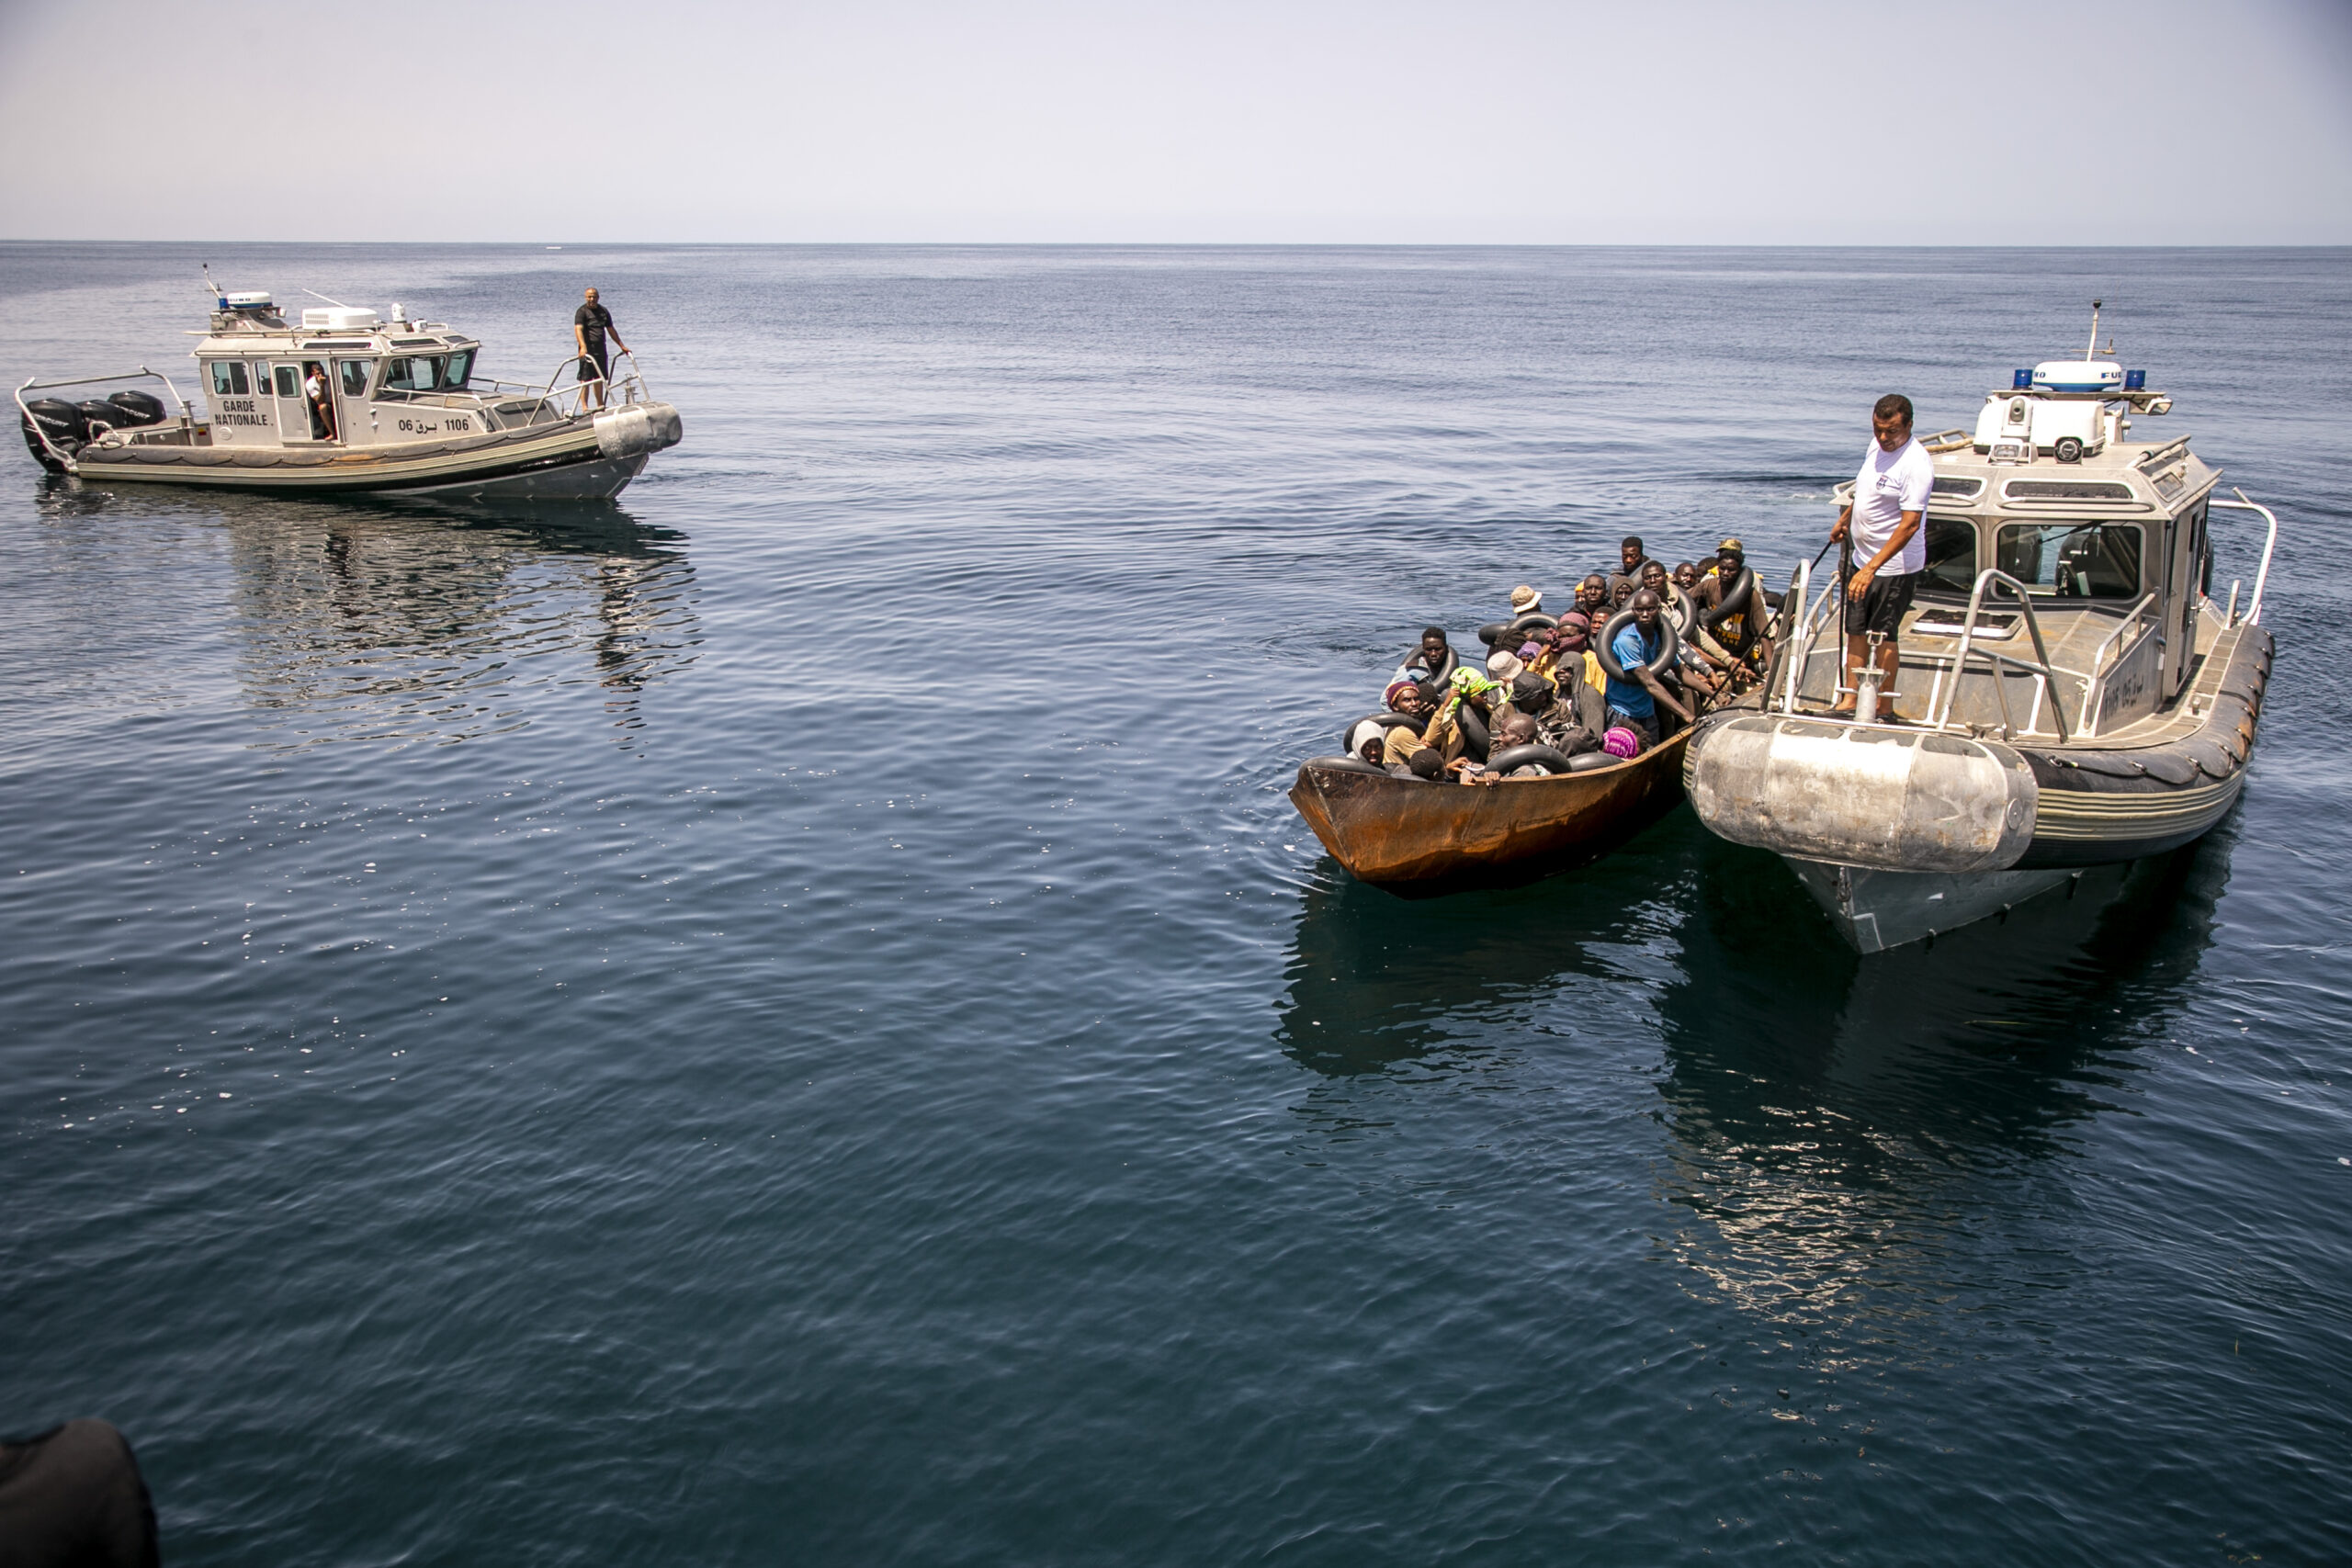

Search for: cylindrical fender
xmin=1485 ymin=743 xmax=1578 ymax=776
xmin=1593 ymin=609 xmax=1679 ymax=681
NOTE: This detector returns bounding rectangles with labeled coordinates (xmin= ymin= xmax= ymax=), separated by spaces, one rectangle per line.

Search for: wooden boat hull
xmin=1288 ymin=730 xmax=1690 ymax=894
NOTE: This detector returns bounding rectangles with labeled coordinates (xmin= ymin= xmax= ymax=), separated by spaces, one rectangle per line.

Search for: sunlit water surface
xmin=2 ymin=244 xmax=2346 ymax=1565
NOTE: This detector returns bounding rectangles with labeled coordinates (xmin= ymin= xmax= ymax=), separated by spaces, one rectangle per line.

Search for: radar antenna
xmin=2085 ymin=299 xmax=2103 ymax=361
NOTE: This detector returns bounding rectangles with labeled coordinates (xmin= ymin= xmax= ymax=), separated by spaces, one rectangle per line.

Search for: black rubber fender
xmin=1593 ymin=609 xmax=1679 ymax=681
xmin=1304 ymin=755 xmax=1386 ymax=776
xmin=1340 ymin=711 xmax=1424 ymax=751
xmin=1485 ymin=743 xmax=1578 ymax=776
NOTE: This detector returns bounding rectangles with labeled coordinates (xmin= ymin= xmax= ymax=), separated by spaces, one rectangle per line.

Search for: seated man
xmin=1604 ymin=590 xmax=1693 ymax=749
xmin=1480 ymin=713 xmax=1550 ymax=777
xmin=1697 ymin=538 xmax=1762 ymax=664
xmin=1572 ymin=573 xmax=1611 ymax=625
xmin=1516 ymin=671 xmax=1604 ymax=755
xmin=1605 ymin=535 xmax=1658 ymax=603
xmin=1400 ymin=626 xmax=1455 ymax=680
xmin=1532 ymin=613 xmax=1608 ymax=700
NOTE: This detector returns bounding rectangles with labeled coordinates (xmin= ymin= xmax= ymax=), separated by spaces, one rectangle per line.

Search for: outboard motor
xmin=106 ymin=389 xmax=168 ymax=427
xmin=19 ymin=398 xmax=85 ymax=470
xmin=76 ymin=398 xmax=128 ymax=435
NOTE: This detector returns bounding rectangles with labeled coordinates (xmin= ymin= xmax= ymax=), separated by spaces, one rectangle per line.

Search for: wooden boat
xmin=1289 ymin=728 xmax=1690 ymax=894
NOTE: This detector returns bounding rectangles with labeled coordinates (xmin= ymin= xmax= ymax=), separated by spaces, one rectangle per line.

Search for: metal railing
xmin=1927 ymin=569 xmax=2073 ymax=742
xmin=15 ymin=367 xmax=195 ymax=466
xmin=2210 ymin=491 xmax=2278 ymax=626
xmin=475 ymin=350 xmax=653 ymax=426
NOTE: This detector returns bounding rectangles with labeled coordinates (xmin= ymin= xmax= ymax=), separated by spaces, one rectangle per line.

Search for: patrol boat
xmin=16 ymin=280 xmax=682 ymax=500
xmin=1684 ymin=308 xmax=2278 ymax=953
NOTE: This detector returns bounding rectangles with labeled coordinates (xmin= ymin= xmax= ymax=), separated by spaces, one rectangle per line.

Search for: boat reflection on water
xmin=1275 ymin=807 xmax=2235 ymax=1331
xmin=34 ymin=479 xmax=701 ymax=750
xmin=1650 ymin=824 xmax=2233 ymax=1329
xmin=1275 ymin=822 xmax=1696 ymax=1078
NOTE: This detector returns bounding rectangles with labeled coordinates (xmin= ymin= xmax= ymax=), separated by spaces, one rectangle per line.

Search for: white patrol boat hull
xmin=64 ymin=402 xmax=681 ymax=501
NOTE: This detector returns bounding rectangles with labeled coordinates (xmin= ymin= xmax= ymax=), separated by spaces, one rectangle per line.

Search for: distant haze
xmin=3 ymin=0 xmax=2346 ymax=243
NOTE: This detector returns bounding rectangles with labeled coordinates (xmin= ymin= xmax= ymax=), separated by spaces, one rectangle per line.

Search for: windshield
xmin=1996 ymin=521 xmax=2143 ymax=598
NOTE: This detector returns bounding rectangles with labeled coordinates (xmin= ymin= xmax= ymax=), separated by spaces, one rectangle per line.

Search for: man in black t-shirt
xmin=572 ymin=287 xmax=631 ymax=412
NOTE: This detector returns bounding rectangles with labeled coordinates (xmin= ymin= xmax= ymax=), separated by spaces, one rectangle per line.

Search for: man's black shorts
xmin=577 ymin=349 xmax=608 ymax=383
xmin=1845 ymin=570 xmax=1918 ymax=637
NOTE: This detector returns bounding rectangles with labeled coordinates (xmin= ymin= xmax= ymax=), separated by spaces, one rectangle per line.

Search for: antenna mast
xmin=2085 ymin=299 xmax=2103 ymax=361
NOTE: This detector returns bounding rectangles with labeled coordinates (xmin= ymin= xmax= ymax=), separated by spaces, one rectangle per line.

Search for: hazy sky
xmin=4 ymin=0 xmax=2347 ymax=243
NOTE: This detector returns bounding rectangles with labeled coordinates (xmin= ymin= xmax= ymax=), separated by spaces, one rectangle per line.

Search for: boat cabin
xmin=1807 ymin=366 xmax=2247 ymax=741
xmin=183 ymin=293 xmax=566 ymax=450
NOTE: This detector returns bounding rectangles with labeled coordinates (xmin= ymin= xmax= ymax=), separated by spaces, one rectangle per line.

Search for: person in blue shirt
xmin=1604 ymin=590 xmax=1692 ymax=750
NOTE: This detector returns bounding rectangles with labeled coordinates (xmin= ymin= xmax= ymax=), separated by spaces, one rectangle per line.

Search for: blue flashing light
xmin=2013 ymin=368 xmax=2033 ymax=389
xmin=2124 ymin=368 xmax=2147 ymax=390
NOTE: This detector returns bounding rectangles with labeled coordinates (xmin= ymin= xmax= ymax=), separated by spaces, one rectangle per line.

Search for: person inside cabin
xmin=1606 ymin=536 xmax=1657 ymax=602
xmin=1830 ymin=395 xmax=1931 ymax=719
xmin=573 ymin=287 xmax=632 ymax=413
xmin=1604 ymin=590 xmax=1692 ymax=750
xmin=301 ymin=361 xmax=334 ymax=440
xmin=1401 ymin=626 xmax=1455 ymax=682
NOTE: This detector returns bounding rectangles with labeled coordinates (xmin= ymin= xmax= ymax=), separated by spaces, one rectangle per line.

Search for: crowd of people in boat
xmin=1340 ymin=536 xmax=1775 ymax=783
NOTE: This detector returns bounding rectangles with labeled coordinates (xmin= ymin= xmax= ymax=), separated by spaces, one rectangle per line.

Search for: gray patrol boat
xmin=17 ymin=277 xmax=682 ymax=501
xmin=1684 ymin=307 xmax=2278 ymax=953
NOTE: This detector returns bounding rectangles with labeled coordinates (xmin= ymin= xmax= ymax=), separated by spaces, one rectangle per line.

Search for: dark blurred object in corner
xmin=0 ymin=1419 xmax=159 ymax=1568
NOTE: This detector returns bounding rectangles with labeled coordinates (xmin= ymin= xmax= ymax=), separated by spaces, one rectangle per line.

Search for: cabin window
xmin=380 ymin=355 xmax=447 ymax=393
xmin=208 ymin=361 xmax=250 ymax=396
xmin=1996 ymin=521 xmax=2143 ymax=598
xmin=338 ymin=360 xmax=373 ymax=398
xmin=1920 ymin=514 xmax=1978 ymax=594
xmin=443 ymin=349 xmax=473 ymax=389
xmin=273 ymin=366 xmax=300 ymax=398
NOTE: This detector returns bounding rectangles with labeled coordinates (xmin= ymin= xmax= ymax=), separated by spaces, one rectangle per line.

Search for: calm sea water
xmin=1 ymin=244 xmax=2346 ymax=1565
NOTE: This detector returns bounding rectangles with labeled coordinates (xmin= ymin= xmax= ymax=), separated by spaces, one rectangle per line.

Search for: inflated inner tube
xmin=1398 ymin=648 xmax=1458 ymax=685
xmin=1592 ymin=608 xmax=1679 ymax=682
xmin=1476 ymin=612 xmax=1557 ymax=648
xmin=1485 ymin=743 xmax=1577 ymax=776
xmin=1340 ymin=711 xmax=1424 ymax=752
xmin=1705 ymin=567 xmax=1756 ymax=627
xmin=1566 ymin=750 xmax=1617 ymax=773
xmin=1454 ymin=702 xmax=1491 ymax=761
xmin=1306 ymin=755 xmax=1386 ymax=776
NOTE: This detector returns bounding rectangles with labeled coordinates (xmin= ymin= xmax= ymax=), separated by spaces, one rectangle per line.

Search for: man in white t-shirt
xmin=1828 ymin=392 xmax=1933 ymax=718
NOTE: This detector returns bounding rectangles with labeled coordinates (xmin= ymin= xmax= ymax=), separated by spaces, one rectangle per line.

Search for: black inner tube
xmin=1454 ymin=702 xmax=1490 ymax=761
xmin=1592 ymin=608 xmax=1679 ymax=682
xmin=1306 ymin=755 xmax=1386 ymax=776
xmin=1484 ymin=743 xmax=1577 ymax=776
xmin=1706 ymin=567 xmax=1756 ymax=627
xmin=1476 ymin=613 xmax=1556 ymax=648
xmin=1401 ymin=648 xmax=1459 ymax=684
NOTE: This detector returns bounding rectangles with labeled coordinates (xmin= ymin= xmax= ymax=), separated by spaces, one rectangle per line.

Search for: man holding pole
xmin=1829 ymin=392 xmax=1932 ymax=719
